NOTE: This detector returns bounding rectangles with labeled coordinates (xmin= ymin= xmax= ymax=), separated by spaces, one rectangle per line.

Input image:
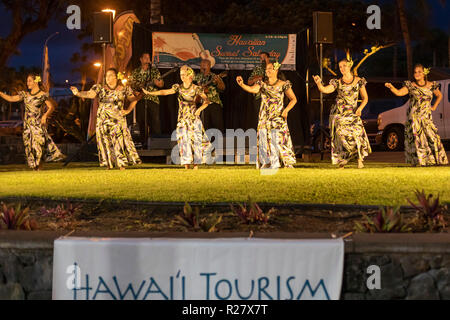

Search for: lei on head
xmin=273 ymin=61 xmax=281 ymax=71
xmin=423 ymin=67 xmax=430 ymax=76
xmin=346 ymin=58 xmax=354 ymax=68
xmin=34 ymin=76 xmax=42 ymax=83
xmin=117 ymin=72 xmax=125 ymax=80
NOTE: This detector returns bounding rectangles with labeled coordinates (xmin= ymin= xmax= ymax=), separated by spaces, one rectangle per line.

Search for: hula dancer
xmin=70 ymin=68 xmax=141 ymax=170
xmin=236 ymin=61 xmax=297 ymax=169
xmin=385 ymin=64 xmax=448 ymax=166
xmin=313 ymin=58 xmax=371 ymax=169
xmin=0 ymin=73 xmax=65 ymax=170
xmin=143 ymin=65 xmax=212 ymax=169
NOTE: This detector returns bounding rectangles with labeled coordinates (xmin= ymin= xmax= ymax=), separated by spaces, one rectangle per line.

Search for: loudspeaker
xmin=93 ymin=12 xmax=113 ymax=43
xmin=313 ymin=12 xmax=333 ymax=44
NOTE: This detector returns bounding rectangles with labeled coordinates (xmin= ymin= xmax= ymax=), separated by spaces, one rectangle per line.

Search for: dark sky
xmin=1 ymin=0 xmax=449 ymax=84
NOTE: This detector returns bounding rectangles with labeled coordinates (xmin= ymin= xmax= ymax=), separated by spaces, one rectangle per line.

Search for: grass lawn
xmin=0 ymin=162 xmax=449 ymax=206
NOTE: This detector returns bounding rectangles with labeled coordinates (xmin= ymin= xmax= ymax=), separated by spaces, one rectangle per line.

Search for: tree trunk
xmin=150 ymin=0 xmax=162 ymax=24
xmin=393 ymin=7 xmax=398 ymax=78
xmin=397 ymin=0 xmax=413 ymax=79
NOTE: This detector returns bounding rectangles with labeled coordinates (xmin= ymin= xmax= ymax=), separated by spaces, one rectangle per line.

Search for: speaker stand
xmin=319 ymin=43 xmax=325 ymax=161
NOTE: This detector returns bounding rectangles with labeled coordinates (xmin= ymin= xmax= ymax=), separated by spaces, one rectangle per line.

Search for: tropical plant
xmin=39 ymin=201 xmax=82 ymax=220
xmin=355 ymin=206 xmax=411 ymax=233
xmin=408 ymin=190 xmax=447 ymax=232
xmin=230 ymin=198 xmax=277 ymax=225
xmin=174 ymin=203 xmax=222 ymax=232
xmin=0 ymin=203 xmax=38 ymax=230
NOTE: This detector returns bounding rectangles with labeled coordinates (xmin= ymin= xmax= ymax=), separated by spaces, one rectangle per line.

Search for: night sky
xmin=0 ymin=0 xmax=449 ymax=84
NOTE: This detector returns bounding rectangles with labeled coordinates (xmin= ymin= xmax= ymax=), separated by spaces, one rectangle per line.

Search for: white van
xmin=376 ymin=79 xmax=450 ymax=151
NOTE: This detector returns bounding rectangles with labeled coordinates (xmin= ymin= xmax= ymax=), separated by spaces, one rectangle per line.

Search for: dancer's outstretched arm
xmin=385 ymin=83 xmax=408 ymax=96
xmin=312 ymin=75 xmax=335 ymax=94
xmin=142 ymin=88 xmax=176 ymax=96
xmin=0 ymin=91 xmax=22 ymax=102
xmin=70 ymin=86 xmax=97 ymax=99
xmin=236 ymin=76 xmax=260 ymax=94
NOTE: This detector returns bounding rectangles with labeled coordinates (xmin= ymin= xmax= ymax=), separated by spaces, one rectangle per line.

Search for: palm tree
xmin=396 ymin=0 xmax=413 ymax=78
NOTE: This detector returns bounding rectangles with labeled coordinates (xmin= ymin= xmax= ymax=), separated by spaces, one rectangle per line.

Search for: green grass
xmin=0 ymin=162 xmax=449 ymax=206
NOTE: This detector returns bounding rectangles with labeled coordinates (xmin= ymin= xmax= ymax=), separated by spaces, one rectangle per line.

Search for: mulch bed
xmin=1 ymin=199 xmax=448 ymax=234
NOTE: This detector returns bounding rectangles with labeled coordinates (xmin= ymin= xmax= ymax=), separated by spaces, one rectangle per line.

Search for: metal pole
xmin=102 ymin=43 xmax=106 ymax=85
xmin=42 ymin=32 xmax=59 ymax=73
xmin=319 ymin=43 xmax=324 ymax=161
xmin=144 ymin=99 xmax=148 ymax=149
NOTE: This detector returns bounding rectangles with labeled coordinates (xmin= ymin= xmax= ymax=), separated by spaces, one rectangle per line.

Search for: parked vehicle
xmin=311 ymin=97 xmax=407 ymax=152
xmin=377 ymin=79 xmax=450 ymax=151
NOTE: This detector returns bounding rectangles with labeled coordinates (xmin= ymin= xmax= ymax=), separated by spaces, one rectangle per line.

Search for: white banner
xmin=52 ymin=237 xmax=344 ymax=300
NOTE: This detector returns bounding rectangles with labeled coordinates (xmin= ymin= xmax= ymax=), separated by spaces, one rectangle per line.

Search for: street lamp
xmin=101 ymin=9 xmax=116 ymax=20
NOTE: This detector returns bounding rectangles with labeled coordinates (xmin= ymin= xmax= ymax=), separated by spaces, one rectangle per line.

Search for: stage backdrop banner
xmin=52 ymin=237 xmax=344 ymax=300
xmin=152 ymin=32 xmax=296 ymax=70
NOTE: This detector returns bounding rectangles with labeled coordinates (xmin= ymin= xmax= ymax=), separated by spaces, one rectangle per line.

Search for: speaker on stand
xmin=93 ymin=11 xmax=113 ymax=84
xmin=312 ymin=11 xmax=333 ymax=161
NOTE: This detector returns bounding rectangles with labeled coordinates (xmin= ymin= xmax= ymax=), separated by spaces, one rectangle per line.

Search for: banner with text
xmin=52 ymin=237 xmax=344 ymax=300
xmin=152 ymin=32 xmax=296 ymax=70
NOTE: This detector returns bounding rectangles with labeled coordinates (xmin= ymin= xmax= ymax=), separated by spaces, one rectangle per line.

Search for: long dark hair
xmin=26 ymin=73 xmax=45 ymax=92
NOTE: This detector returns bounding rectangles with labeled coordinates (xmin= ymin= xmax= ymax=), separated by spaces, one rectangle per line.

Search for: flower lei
xmin=273 ymin=61 xmax=281 ymax=71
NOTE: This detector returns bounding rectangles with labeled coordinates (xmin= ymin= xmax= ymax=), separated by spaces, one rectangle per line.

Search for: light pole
xmin=42 ymin=32 xmax=59 ymax=90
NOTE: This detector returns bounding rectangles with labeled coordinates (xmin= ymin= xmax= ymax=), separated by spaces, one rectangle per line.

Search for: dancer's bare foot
xmin=193 ymin=165 xmax=199 ymax=170
xmin=338 ymin=164 xmax=345 ymax=169
xmin=119 ymin=167 xmax=125 ymax=171
xmin=184 ymin=165 xmax=190 ymax=169
xmin=358 ymin=160 xmax=364 ymax=169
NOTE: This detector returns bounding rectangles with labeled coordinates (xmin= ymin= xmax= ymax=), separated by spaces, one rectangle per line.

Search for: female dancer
xmin=143 ymin=65 xmax=212 ymax=169
xmin=0 ymin=73 xmax=65 ymax=170
xmin=313 ymin=59 xmax=371 ymax=169
xmin=385 ymin=64 xmax=448 ymax=166
xmin=236 ymin=61 xmax=297 ymax=169
xmin=70 ymin=68 xmax=141 ymax=170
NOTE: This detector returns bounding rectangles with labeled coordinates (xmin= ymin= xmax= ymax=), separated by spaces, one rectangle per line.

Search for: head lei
xmin=273 ymin=61 xmax=281 ymax=71
xmin=117 ymin=72 xmax=125 ymax=80
xmin=34 ymin=75 xmax=42 ymax=83
xmin=423 ymin=67 xmax=430 ymax=76
xmin=346 ymin=58 xmax=354 ymax=68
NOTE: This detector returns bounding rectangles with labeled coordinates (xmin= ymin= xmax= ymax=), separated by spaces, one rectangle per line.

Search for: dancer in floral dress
xmin=385 ymin=64 xmax=448 ymax=166
xmin=0 ymin=73 xmax=65 ymax=170
xmin=237 ymin=62 xmax=297 ymax=169
xmin=143 ymin=65 xmax=212 ymax=169
xmin=313 ymin=59 xmax=371 ymax=169
xmin=70 ymin=68 xmax=141 ymax=170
